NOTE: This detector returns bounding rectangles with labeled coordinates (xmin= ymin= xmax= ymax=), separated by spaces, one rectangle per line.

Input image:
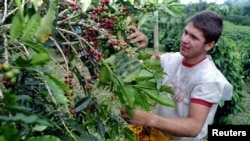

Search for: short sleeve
xmin=191 ymin=70 xmax=233 ymax=103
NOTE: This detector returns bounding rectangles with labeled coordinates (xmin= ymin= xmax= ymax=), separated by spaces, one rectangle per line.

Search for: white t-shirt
xmin=154 ymin=52 xmax=233 ymax=141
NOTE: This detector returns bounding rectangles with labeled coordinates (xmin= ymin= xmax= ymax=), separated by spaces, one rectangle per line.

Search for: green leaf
xmin=10 ymin=14 xmax=23 ymax=40
xmin=32 ymin=125 xmax=48 ymax=132
xmin=123 ymin=85 xmax=136 ymax=107
xmin=160 ymin=85 xmax=174 ymax=94
xmin=135 ymin=69 xmax=153 ymax=81
xmin=3 ymin=92 xmax=17 ymax=106
xmin=23 ymin=40 xmax=49 ymax=54
xmin=0 ymin=113 xmax=55 ymax=127
xmin=21 ymin=13 xmax=41 ymax=40
xmin=160 ymin=6 xmax=178 ymax=17
xmin=165 ymin=0 xmax=179 ymax=4
xmin=115 ymin=79 xmax=134 ymax=107
xmin=0 ymin=123 xmax=20 ymax=141
xmin=138 ymin=13 xmax=148 ymax=30
xmin=104 ymin=55 xmax=115 ymax=65
xmin=124 ymin=68 xmax=140 ymax=83
xmin=30 ymin=53 xmax=51 ymax=66
xmin=143 ymin=58 xmax=161 ymax=69
xmin=99 ymin=64 xmax=110 ymax=84
xmin=43 ymin=75 xmax=68 ymax=109
xmin=35 ymin=1 xmax=57 ymax=43
xmin=45 ymin=73 xmax=72 ymax=94
xmin=96 ymin=119 xmax=105 ymax=138
xmin=134 ymin=81 xmax=156 ymax=89
xmin=123 ymin=127 xmax=136 ymax=141
xmin=168 ymin=3 xmax=185 ymax=15
xmin=26 ymin=135 xmax=61 ymax=141
xmin=15 ymin=0 xmax=23 ymax=16
xmin=142 ymin=89 xmax=175 ymax=107
xmin=74 ymin=97 xmax=93 ymax=112
xmin=136 ymin=50 xmax=152 ymax=60
xmin=133 ymin=89 xmax=151 ymax=111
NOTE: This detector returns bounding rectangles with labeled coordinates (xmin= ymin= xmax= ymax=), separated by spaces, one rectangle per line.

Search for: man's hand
xmin=127 ymin=25 xmax=148 ymax=48
xmin=120 ymin=108 xmax=151 ymax=126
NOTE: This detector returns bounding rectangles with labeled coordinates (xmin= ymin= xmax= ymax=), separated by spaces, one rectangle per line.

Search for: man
xmin=121 ymin=10 xmax=233 ymax=141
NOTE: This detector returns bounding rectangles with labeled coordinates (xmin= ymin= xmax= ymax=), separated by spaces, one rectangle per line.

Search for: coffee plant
xmin=0 ymin=0 xmax=184 ymax=140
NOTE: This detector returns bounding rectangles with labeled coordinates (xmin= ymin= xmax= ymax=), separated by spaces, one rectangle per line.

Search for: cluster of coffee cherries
xmin=80 ymin=48 xmax=102 ymax=79
xmin=64 ymin=72 xmax=74 ymax=98
xmin=108 ymin=39 xmax=129 ymax=51
xmin=0 ymin=62 xmax=20 ymax=87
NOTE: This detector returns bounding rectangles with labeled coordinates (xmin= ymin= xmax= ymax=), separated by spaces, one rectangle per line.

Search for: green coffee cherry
xmin=5 ymin=71 xmax=14 ymax=78
xmin=3 ymin=63 xmax=11 ymax=71
xmin=12 ymin=68 xmax=20 ymax=75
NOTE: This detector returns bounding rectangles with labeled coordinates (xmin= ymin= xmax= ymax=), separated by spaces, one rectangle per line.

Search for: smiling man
xmin=121 ymin=10 xmax=233 ymax=141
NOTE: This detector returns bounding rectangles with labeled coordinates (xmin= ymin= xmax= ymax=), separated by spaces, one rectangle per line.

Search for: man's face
xmin=180 ymin=22 xmax=208 ymax=63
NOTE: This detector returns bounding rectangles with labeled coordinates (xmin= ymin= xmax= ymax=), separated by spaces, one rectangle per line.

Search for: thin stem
xmin=3 ymin=34 xmax=8 ymax=63
xmin=49 ymin=36 xmax=70 ymax=73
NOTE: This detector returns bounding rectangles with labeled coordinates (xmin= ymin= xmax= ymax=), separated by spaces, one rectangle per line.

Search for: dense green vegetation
xmin=0 ymin=0 xmax=249 ymax=141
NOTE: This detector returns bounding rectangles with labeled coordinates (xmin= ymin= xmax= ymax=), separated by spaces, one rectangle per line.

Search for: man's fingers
xmin=138 ymin=42 xmax=147 ymax=48
xmin=128 ymin=25 xmax=138 ymax=32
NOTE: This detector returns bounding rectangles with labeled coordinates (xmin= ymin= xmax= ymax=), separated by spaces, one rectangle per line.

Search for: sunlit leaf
xmin=10 ymin=14 xmax=23 ymax=40
xmin=45 ymin=73 xmax=72 ymax=94
xmin=124 ymin=84 xmax=136 ymax=107
xmin=134 ymin=81 xmax=156 ymax=89
xmin=99 ymin=64 xmax=111 ymax=84
xmin=135 ymin=69 xmax=153 ymax=81
xmin=124 ymin=68 xmax=140 ymax=83
xmin=133 ymin=89 xmax=151 ymax=111
xmin=35 ymin=1 xmax=57 ymax=43
xmin=142 ymin=89 xmax=175 ymax=107
xmin=21 ymin=13 xmax=41 ymax=40
xmin=32 ymin=125 xmax=48 ymax=132
xmin=138 ymin=13 xmax=148 ymax=30
xmin=23 ymin=40 xmax=49 ymax=54
xmin=29 ymin=53 xmax=50 ymax=66
xmin=43 ymin=75 xmax=68 ymax=109
xmin=160 ymin=85 xmax=174 ymax=94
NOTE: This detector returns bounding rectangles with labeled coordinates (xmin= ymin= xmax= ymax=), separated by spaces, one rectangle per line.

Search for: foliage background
xmin=0 ymin=0 xmax=250 ymax=141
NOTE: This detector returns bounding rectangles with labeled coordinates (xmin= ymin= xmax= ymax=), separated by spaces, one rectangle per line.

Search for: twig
xmin=44 ymin=80 xmax=57 ymax=105
xmin=0 ymin=0 xmax=24 ymax=25
xmin=58 ymin=115 xmax=77 ymax=141
xmin=56 ymin=27 xmax=94 ymax=50
xmin=49 ymin=36 xmax=70 ymax=73
xmin=3 ymin=34 xmax=8 ymax=63
xmin=0 ymin=0 xmax=8 ymax=25
xmin=56 ymin=27 xmax=101 ymax=73
xmin=19 ymin=42 xmax=30 ymax=57
xmin=56 ymin=27 xmax=80 ymax=57
xmin=50 ymin=56 xmax=67 ymax=73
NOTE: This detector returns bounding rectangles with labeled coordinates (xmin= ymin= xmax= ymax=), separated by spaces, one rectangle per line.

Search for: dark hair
xmin=188 ymin=10 xmax=223 ymax=43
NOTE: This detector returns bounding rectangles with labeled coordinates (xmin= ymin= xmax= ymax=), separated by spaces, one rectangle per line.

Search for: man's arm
xmin=121 ymin=102 xmax=210 ymax=137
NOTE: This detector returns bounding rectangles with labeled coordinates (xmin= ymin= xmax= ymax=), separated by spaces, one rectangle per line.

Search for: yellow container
xmin=127 ymin=125 xmax=174 ymax=141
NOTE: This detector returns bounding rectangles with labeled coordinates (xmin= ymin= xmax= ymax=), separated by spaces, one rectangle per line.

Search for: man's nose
xmin=181 ymin=35 xmax=189 ymax=44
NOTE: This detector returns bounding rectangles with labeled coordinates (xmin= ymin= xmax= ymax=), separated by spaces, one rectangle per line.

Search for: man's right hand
xmin=127 ymin=25 xmax=148 ymax=48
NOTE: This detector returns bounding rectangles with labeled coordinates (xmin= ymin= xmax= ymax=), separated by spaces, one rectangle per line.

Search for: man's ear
xmin=205 ymin=41 xmax=215 ymax=51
